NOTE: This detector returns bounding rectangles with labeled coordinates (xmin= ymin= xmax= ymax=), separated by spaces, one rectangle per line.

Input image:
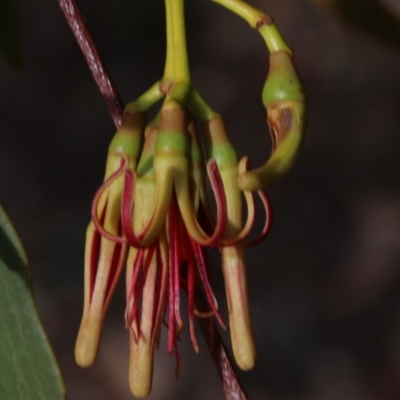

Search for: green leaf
xmin=311 ymin=0 xmax=400 ymax=49
xmin=0 ymin=206 xmax=66 ymax=400
xmin=0 ymin=0 xmax=24 ymax=67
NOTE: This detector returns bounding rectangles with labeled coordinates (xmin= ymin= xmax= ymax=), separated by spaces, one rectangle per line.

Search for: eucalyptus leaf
xmin=0 ymin=206 xmax=65 ymax=400
xmin=311 ymin=0 xmax=400 ymax=48
xmin=0 ymin=0 xmax=24 ymax=67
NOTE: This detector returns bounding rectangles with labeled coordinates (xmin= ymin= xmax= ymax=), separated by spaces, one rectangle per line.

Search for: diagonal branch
xmin=56 ymin=0 xmax=123 ymax=127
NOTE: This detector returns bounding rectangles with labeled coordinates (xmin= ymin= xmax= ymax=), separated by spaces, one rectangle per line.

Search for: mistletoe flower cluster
xmin=73 ymin=0 xmax=305 ymax=397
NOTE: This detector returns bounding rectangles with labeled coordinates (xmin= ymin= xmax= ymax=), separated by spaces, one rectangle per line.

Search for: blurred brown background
xmin=1 ymin=0 xmax=400 ymax=399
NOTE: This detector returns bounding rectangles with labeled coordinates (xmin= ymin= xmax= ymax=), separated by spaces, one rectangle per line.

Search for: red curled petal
xmin=217 ymin=189 xmax=256 ymax=247
xmin=245 ymin=189 xmax=273 ymax=247
xmin=204 ymin=160 xmax=228 ymax=245
xmin=92 ymin=157 xmax=128 ymax=243
xmin=178 ymin=160 xmax=228 ymax=247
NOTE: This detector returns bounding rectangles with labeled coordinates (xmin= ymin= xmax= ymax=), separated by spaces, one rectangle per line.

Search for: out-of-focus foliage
xmin=311 ymin=0 xmax=400 ymax=48
xmin=0 ymin=207 xmax=65 ymax=400
xmin=0 ymin=0 xmax=23 ymax=67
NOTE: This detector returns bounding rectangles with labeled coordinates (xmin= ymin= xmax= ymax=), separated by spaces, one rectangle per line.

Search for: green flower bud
xmin=238 ymin=51 xmax=306 ymax=190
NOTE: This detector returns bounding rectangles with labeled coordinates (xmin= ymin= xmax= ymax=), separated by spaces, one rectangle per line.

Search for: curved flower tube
xmin=122 ymin=124 xmax=226 ymax=396
xmin=202 ymin=113 xmax=257 ymax=369
xmin=237 ymin=50 xmax=306 ymax=190
xmin=209 ymin=0 xmax=306 ymax=190
xmin=75 ymin=111 xmax=145 ymax=367
xmin=126 ymin=237 xmax=169 ymax=397
xmin=123 ymin=125 xmax=163 ymax=397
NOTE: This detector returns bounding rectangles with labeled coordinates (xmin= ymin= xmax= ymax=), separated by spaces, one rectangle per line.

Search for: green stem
xmin=188 ymin=88 xmax=217 ymax=121
xmin=211 ymin=0 xmax=264 ymax=27
xmin=163 ymin=0 xmax=174 ymax=81
xmin=124 ymin=82 xmax=164 ymax=113
xmin=259 ymin=25 xmax=292 ymax=54
xmin=163 ymin=0 xmax=191 ymax=86
xmin=210 ymin=0 xmax=292 ymax=53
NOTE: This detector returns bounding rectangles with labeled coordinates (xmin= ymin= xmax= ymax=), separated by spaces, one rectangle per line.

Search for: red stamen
xmin=172 ymin=202 xmax=183 ymax=333
xmin=187 ymin=260 xmax=199 ymax=352
xmin=190 ymin=238 xmax=226 ymax=329
xmin=177 ymin=218 xmax=191 ymax=263
xmin=152 ymin=242 xmax=166 ymax=341
xmin=167 ymin=197 xmax=178 ymax=355
xmin=167 ymin=258 xmax=176 ymax=355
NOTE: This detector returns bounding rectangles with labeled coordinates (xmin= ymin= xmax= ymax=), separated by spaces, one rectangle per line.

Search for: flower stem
xmin=163 ymin=0 xmax=191 ymax=101
xmin=188 ymin=88 xmax=217 ymax=121
xmin=124 ymin=81 xmax=164 ymax=113
xmin=210 ymin=0 xmax=292 ymax=53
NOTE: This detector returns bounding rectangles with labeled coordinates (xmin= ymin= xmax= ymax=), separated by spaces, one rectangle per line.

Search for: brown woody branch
xmin=195 ymin=289 xmax=249 ymax=400
xmin=57 ymin=0 xmax=123 ymax=127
